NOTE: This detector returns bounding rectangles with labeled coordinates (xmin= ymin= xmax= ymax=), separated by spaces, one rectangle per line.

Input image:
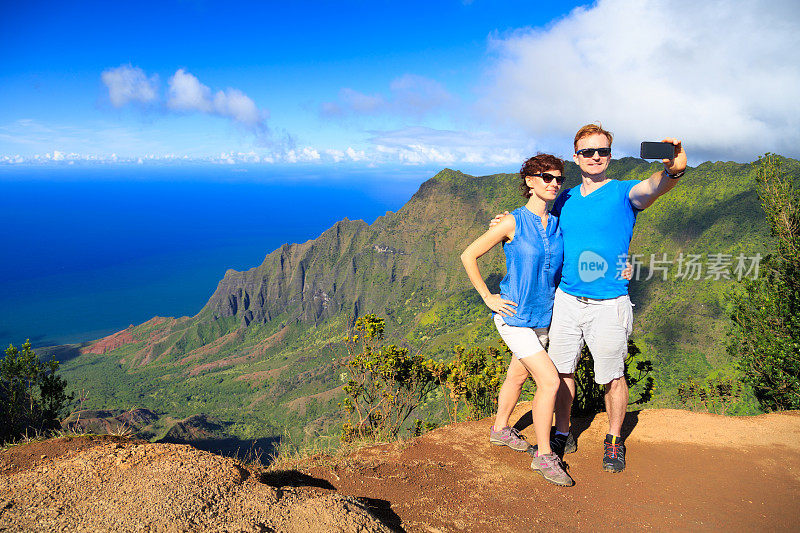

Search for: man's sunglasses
xmin=576 ymin=147 xmax=611 ymax=158
xmin=529 ymin=172 xmax=564 ymax=184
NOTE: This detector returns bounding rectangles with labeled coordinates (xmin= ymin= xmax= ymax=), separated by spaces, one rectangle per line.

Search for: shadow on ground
xmin=513 ymin=410 xmax=642 ymax=442
xmin=159 ymin=436 xmax=281 ymax=465
xmin=359 ymin=497 xmax=405 ymax=532
xmin=259 ymin=471 xmax=405 ymax=531
xmin=259 ymin=470 xmax=335 ymax=489
xmin=38 ymin=343 xmax=87 ymax=364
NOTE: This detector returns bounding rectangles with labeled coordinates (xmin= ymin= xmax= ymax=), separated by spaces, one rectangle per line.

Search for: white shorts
xmin=493 ymin=314 xmax=549 ymax=360
xmin=547 ymin=287 xmax=633 ymax=384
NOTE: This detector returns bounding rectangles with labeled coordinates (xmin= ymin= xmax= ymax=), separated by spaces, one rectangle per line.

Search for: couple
xmin=461 ymin=123 xmax=686 ymax=486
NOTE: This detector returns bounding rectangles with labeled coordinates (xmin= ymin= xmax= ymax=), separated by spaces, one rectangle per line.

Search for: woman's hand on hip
xmin=483 ymin=294 xmax=517 ymax=316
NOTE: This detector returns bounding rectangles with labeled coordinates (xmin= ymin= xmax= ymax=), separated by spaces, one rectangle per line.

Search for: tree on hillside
xmin=729 ymin=154 xmax=800 ymax=411
xmin=1 ymin=340 xmax=74 ymax=444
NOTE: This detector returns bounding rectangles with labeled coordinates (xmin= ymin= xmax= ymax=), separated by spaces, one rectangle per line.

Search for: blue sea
xmin=0 ymin=165 xmax=429 ymax=348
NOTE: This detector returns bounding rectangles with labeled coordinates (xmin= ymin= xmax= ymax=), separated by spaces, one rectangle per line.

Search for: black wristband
xmin=664 ymin=169 xmax=685 ymax=179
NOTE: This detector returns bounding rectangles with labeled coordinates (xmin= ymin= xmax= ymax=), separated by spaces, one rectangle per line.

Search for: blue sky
xmin=2 ymin=0 xmax=798 ymax=171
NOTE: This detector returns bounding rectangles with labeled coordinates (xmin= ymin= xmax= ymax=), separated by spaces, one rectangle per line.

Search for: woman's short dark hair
xmin=519 ymin=153 xmax=565 ymax=198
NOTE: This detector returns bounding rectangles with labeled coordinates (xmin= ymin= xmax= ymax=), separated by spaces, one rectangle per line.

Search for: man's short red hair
xmin=574 ymin=123 xmax=613 ymax=151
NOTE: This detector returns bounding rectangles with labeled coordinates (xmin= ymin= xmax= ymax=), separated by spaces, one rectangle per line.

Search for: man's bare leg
xmin=554 ymin=373 xmax=576 ymax=434
xmin=604 ymin=376 xmax=629 ymax=437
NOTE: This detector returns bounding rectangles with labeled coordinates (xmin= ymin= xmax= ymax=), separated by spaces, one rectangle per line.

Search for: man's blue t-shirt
xmin=551 ymin=179 xmax=641 ymax=299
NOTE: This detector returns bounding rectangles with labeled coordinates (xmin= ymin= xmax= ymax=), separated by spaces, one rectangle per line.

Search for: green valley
xmin=51 ymin=156 xmax=799 ymax=445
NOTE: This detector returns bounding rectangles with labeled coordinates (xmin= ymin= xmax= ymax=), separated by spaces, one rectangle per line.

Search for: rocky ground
xmin=0 ymin=435 xmax=390 ymax=532
xmin=1 ymin=408 xmax=799 ymax=532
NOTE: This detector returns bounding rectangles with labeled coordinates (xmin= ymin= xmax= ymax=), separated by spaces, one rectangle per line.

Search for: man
xmin=494 ymin=123 xmax=686 ymax=473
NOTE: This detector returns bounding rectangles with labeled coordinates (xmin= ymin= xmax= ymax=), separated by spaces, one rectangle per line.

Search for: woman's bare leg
xmin=518 ymin=350 xmax=560 ymax=455
xmin=493 ymin=357 xmax=529 ymax=430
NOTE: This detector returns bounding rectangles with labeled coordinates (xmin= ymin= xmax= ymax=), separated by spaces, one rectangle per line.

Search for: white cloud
xmin=213 ymin=88 xmax=265 ymax=129
xmin=345 ymin=147 xmax=366 ymax=161
xmin=284 ymin=147 xmax=321 ymax=163
xmin=322 ymin=88 xmax=386 ymax=117
xmin=165 ymin=69 xmax=268 ymax=134
xmin=368 ymin=126 xmax=528 ymax=166
xmin=325 ymin=149 xmax=345 ymax=162
xmin=321 ymin=75 xmax=453 ymax=119
xmin=102 ymin=66 xmax=272 ymax=138
xmin=101 ymin=65 xmax=159 ymax=108
xmin=389 ymin=74 xmax=452 ymax=116
xmin=482 ymin=0 xmax=800 ymax=161
xmin=323 ymin=147 xmax=367 ymax=163
xmin=167 ymin=69 xmax=212 ymax=112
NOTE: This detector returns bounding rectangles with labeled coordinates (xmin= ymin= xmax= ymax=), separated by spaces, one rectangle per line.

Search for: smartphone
xmin=640 ymin=141 xmax=675 ymax=160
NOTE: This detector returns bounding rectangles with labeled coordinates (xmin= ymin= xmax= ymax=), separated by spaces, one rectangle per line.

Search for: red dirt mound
xmin=0 ymin=437 xmax=390 ymax=532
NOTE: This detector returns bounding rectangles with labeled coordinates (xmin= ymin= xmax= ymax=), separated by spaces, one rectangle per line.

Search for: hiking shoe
xmin=603 ymin=434 xmax=626 ymax=473
xmin=530 ymin=430 xmax=577 ymax=457
xmin=551 ymin=429 xmax=577 ymax=456
xmin=489 ymin=426 xmax=530 ymax=452
xmin=530 ymin=452 xmax=574 ymax=487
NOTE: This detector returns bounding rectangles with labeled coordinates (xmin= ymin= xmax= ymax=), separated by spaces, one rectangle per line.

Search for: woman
xmin=460 ymin=153 xmax=573 ymax=487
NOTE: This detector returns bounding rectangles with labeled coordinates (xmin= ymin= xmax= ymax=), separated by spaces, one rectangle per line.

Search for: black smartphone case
xmin=640 ymin=142 xmax=674 ymax=160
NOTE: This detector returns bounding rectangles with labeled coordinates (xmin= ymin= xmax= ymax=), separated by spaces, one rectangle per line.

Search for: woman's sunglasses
xmin=529 ymin=172 xmax=564 ymax=184
xmin=576 ymin=147 xmax=611 ymax=158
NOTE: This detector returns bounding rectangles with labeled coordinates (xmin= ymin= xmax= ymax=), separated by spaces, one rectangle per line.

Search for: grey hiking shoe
xmin=530 ymin=451 xmax=574 ymax=487
xmin=489 ymin=426 xmax=530 ymax=452
xmin=603 ymin=434 xmax=626 ymax=473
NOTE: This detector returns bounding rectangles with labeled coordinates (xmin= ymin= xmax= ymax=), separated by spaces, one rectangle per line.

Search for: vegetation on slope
xmin=52 ymin=157 xmax=800 ymax=446
xmin=729 ymin=155 xmax=800 ymax=410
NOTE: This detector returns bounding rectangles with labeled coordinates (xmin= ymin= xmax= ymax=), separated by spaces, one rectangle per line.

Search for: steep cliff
xmin=201 ymin=168 xmax=506 ymax=330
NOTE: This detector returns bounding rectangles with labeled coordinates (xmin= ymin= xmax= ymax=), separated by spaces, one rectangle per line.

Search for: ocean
xmin=0 ymin=165 xmax=428 ymax=348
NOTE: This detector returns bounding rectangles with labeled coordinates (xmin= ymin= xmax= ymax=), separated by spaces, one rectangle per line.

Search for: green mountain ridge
xmin=52 ymin=156 xmax=798 ymax=442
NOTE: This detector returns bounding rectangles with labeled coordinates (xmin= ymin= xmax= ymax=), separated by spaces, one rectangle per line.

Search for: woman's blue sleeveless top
xmin=498 ymin=206 xmax=564 ymax=328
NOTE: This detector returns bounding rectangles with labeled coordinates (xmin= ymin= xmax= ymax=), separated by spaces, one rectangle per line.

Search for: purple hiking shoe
xmin=489 ymin=426 xmax=530 ymax=452
xmin=530 ymin=451 xmax=574 ymax=487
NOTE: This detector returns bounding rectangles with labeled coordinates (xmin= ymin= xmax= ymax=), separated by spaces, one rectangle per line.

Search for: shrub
xmin=340 ymin=315 xmax=437 ymax=442
xmin=429 ymin=343 xmax=508 ymax=422
xmin=729 ymin=154 xmax=800 ymax=411
xmin=431 ymin=338 xmax=651 ymax=420
xmin=573 ymin=339 xmax=653 ymax=416
xmin=1 ymin=340 xmax=74 ymax=444
xmin=677 ymin=376 xmax=746 ymax=415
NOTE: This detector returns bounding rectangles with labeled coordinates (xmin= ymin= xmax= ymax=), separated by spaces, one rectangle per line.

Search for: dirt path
xmin=2 ymin=409 xmax=798 ymax=532
xmin=308 ymin=408 xmax=800 ymax=532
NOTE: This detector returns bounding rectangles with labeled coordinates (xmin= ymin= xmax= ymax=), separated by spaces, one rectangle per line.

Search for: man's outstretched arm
xmin=629 ymin=137 xmax=687 ymax=210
